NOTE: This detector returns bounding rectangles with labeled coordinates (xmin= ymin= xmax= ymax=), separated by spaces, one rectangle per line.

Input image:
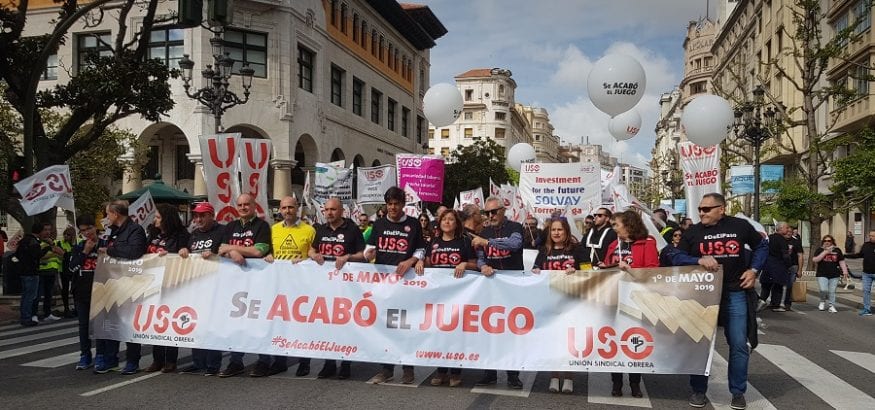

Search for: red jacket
xmin=604 ymin=236 xmax=660 ymax=268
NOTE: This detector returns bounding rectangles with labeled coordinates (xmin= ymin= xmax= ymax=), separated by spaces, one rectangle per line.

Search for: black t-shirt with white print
xmin=313 ymin=218 xmax=365 ymax=261
xmin=426 ymin=236 xmax=474 ymax=268
xmin=368 ymin=215 xmax=424 ymax=266
xmin=188 ymin=223 xmax=225 ymax=253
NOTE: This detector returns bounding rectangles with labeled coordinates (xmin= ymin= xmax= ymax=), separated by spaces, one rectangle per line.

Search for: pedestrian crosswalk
xmin=2 ymin=319 xmax=874 ymax=409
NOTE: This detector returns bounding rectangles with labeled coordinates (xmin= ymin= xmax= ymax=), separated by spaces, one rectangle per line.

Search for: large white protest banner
xmin=200 ymin=134 xmax=242 ymax=223
xmin=14 ymin=165 xmax=75 ymax=216
xmin=314 ymin=162 xmax=353 ymax=202
xmin=92 ymin=254 xmax=722 ymax=375
xmin=128 ymin=191 xmax=157 ymax=230
xmin=239 ymin=138 xmax=272 ymax=219
xmin=357 ymin=165 xmax=396 ymax=204
xmin=678 ymin=142 xmax=721 ymax=223
xmin=519 ymin=162 xmax=601 ymax=219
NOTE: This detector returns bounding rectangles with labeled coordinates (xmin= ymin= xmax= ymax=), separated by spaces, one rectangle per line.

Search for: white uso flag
xmin=128 ymin=191 xmax=157 ymax=230
xmin=15 ymin=165 xmax=75 ymax=216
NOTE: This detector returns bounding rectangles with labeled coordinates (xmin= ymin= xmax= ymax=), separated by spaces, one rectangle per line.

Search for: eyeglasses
xmin=481 ymin=208 xmax=503 ymax=216
xmin=697 ymin=205 xmax=722 ymax=213
xmin=823 ymin=239 xmax=833 ymax=243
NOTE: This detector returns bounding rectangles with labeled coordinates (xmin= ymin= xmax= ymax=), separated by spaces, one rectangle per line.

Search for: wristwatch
xmin=751 ymin=268 xmax=759 ymax=276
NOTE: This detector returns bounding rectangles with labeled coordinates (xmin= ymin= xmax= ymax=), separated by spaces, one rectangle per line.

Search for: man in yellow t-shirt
xmin=269 ymin=196 xmax=315 ymax=261
xmin=260 ymin=195 xmax=315 ymax=378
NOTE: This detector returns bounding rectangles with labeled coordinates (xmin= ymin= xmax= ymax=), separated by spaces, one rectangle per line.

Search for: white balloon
xmin=423 ymin=83 xmax=463 ymax=127
xmin=506 ymin=143 xmax=536 ymax=172
xmin=587 ymin=54 xmax=647 ymax=116
xmin=681 ymin=94 xmax=734 ymax=147
xmin=608 ymin=109 xmax=642 ymax=141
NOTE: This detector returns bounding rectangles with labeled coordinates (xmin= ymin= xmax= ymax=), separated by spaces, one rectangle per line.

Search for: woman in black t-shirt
xmin=415 ymin=209 xmax=476 ymax=387
xmin=144 ymin=204 xmax=190 ymax=373
xmin=531 ymin=218 xmax=580 ymax=394
xmin=812 ymin=235 xmax=850 ymax=313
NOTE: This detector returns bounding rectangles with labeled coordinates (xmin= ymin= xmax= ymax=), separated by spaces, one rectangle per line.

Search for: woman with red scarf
xmin=600 ymin=210 xmax=659 ymax=398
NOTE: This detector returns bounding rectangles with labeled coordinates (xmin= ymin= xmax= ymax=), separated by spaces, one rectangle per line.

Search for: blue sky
xmin=424 ymin=0 xmax=717 ymax=170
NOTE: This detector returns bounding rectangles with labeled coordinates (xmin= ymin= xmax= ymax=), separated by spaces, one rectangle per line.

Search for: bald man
xmin=218 ymin=194 xmax=272 ymax=378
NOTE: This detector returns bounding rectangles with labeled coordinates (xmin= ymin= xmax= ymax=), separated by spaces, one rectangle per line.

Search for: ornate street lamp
xmin=661 ymin=155 xmax=683 ymax=213
xmin=178 ymin=28 xmax=255 ymax=133
xmin=732 ymin=85 xmax=783 ymax=221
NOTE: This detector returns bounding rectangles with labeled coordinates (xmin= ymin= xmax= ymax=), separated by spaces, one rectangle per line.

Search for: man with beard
xmin=579 ymin=207 xmax=618 ymax=269
xmin=470 ymin=196 xmax=525 ymax=389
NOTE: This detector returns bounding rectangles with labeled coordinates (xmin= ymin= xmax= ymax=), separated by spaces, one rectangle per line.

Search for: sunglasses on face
xmin=823 ymin=239 xmax=833 ymax=243
xmin=481 ymin=208 xmax=503 ymax=216
xmin=698 ymin=205 xmax=722 ymax=213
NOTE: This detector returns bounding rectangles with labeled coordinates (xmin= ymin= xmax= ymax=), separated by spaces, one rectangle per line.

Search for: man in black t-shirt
xmin=177 ymin=202 xmax=224 ymax=376
xmin=759 ymin=222 xmax=793 ymax=312
xmin=309 ymin=197 xmax=366 ymax=380
xmin=669 ymin=193 xmax=767 ymax=410
xmin=364 ymin=187 xmax=425 ymax=385
xmin=783 ymin=227 xmax=805 ymax=310
xmin=217 ymin=194 xmax=273 ymax=378
xmin=470 ymin=196 xmax=525 ymax=389
xmin=578 ymin=207 xmax=617 ymax=268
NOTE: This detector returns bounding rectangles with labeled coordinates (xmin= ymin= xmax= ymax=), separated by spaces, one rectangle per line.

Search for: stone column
xmin=187 ymin=153 xmax=207 ymax=197
xmin=121 ymin=155 xmax=142 ymax=194
xmin=271 ymin=159 xmax=296 ymax=199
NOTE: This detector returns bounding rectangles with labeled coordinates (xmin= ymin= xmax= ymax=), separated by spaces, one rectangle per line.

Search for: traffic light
xmin=208 ymin=0 xmax=234 ymax=26
xmin=8 ymin=155 xmax=26 ymax=195
xmin=178 ymin=0 xmax=204 ymax=28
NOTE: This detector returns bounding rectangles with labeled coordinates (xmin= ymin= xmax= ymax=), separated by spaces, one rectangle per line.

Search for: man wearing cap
xmin=217 ymin=194 xmax=272 ymax=378
xmin=309 ymin=197 xmax=366 ymax=379
xmin=256 ymin=196 xmax=315 ymax=378
xmin=177 ymin=202 xmax=225 ymax=376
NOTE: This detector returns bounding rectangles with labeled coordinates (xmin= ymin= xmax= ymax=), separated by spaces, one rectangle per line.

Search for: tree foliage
xmin=0 ymin=0 xmax=177 ymax=224
xmin=832 ymin=127 xmax=875 ymax=207
xmin=442 ymin=137 xmax=509 ymax=206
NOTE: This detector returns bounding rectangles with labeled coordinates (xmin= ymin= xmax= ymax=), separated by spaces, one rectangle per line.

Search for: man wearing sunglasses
xmin=578 ymin=208 xmax=617 ymax=268
xmin=470 ymin=196 xmax=525 ymax=389
xmin=667 ymin=193 xmax=767 ymax=410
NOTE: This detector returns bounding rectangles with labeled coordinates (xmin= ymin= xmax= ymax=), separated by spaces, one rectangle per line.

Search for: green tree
xmin=442 ymin=137 xmax=509 ymax=205
xmin=0 ymin=83 xmax=142 ymax=218
xmin=832 ymin=127 xmax=875 ymax=209
xmin=0 ymin=0 xmax=177 ymax=224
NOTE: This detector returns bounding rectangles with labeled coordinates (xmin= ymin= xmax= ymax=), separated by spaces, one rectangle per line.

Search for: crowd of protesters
xmin=8 ymin=187 xmax=875 ymax=410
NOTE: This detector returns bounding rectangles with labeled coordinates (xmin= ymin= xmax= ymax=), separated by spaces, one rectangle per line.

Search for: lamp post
xmin=178 ymin=28 xmax=255 ymax=133
xmin=661 ymin=160 xmax=683 ymax=214
xmin=732 ymin=85 xmax=783 ymax=221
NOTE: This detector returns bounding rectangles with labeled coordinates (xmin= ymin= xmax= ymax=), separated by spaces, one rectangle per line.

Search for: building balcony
xmin=831 ymin=94 xmax=875 ymax=133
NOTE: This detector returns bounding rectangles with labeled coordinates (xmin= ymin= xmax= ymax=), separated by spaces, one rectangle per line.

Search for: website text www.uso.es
xmin=415 ymin=350 xmax=481 ymax=362
xmin=271 ymin=336 xmax=358 ymax=356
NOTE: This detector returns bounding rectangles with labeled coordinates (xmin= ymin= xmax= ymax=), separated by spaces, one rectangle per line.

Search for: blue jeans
xmin=691 ymin=290 xmax=749 ymax=396
xmin=817 ymin=277 xmax=839 ymax=305
xmin=862 ymin=272 xmax=873 ymax=311
xmin=783 ymin=266 xmax=798 ymax=307
xmin=19 ymin=275 xmax=39 ymax=323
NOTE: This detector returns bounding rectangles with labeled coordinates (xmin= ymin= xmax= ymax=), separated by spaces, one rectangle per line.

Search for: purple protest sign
xmin=395 ymin=154 xmax=444 ymax=203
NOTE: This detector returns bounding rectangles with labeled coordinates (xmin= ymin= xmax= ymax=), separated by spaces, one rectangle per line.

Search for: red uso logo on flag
xmin=398 ymin=157 xmax=423 ymax=167
xmin=679 ymin=144 xmax=717 ymax=158
xmin=133 ymin=304 xmax=198 ymax=336
xmin=23 ymin=172 xmax=73 ymax=201
xmin=364 ymin=169 xmax=385 ymax=181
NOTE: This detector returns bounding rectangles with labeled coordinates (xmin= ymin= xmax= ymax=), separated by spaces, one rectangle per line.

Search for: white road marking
xmin=757 ymin=344 xmax=875 ymax=408
xmin=708 ymin=350 xmax=777 ymax=410
xmin=830 ymin=350 xmax=875 ymax=375
xmin=0 ymin=328 xmax=77 ymax=347
xmin=0 ymin=336 xmax=78 ymax=360
xmin=79 ymin=372 xmax=163 ymax=397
